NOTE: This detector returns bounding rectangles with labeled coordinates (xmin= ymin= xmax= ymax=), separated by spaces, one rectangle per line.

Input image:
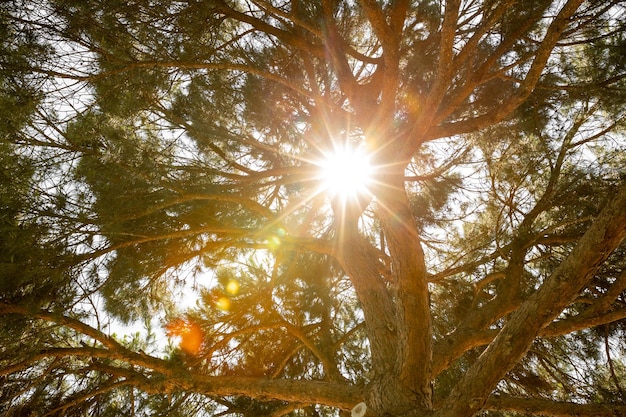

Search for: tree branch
xmin=485 ymin=394 xmax=626 ymax=417
xmin=425 ymin=0 xmax=585 ymax=142
xmin=435 ymin=182 xmax=626 ymax=417
xmin=0 ymin=303 xmax=363 ymax=410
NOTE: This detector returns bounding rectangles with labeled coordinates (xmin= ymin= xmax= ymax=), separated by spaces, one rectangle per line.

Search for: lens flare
xmin=225 ymin=279 xmax=240 ymax=296
xmin=215 ymin=297 xmax=232 ymax=311
xmin=165 ymin=318 xmax=203 ymax=355
xmin=318 ymin=145 xmax=373 ymax=200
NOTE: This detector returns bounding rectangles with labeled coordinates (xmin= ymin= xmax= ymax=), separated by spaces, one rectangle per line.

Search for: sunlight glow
xmin=165 ymin=318 xmax=203 ymax=355
xmin=318 ymin=145 xmax=373 ymax=200
xmin=225 ymin=279 xmax=240 ymax=296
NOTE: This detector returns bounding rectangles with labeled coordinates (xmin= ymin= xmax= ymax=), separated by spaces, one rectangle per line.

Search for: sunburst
xmin=317 ymin=144 xmax=374 ymax=202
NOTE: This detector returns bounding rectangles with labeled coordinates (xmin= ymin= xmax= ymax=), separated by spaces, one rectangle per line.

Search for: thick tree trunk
xmin=336 ymin=164 xmax=433 ymax=415
xmin=376 ymin=171 xmax=433 ymax=411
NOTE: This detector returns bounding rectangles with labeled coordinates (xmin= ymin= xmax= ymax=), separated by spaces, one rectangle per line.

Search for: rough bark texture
xmin=376 ymin=172 xmax=432 ymax=411
xmin=434 ymin=183 xmax=626 ymax=417
xmin=485 ymin=394 xmax=626 ymax=417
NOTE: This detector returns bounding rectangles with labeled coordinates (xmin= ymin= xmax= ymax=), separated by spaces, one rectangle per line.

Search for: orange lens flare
xmin=165 ymin=318 xmax=203 ymax=355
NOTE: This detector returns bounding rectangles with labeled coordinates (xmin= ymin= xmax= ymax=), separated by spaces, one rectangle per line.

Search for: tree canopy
xmin=1 ymin=0 xmax=626 ymax=416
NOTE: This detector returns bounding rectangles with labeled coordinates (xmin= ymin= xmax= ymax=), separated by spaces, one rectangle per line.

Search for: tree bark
xmin=485 ymin=394 xmax=626 ymax=417
xmin=0 ymin=302 xmax=364 ymax=410
xmin=435 ymin=182 xmax=626 ymax=417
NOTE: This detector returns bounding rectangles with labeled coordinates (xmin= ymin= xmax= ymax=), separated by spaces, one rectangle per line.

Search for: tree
xmin=1 ymin=0 xmax=625 ymax=415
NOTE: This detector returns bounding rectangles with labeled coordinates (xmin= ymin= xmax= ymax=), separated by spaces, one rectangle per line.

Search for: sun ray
xmin=316 ymin=144 xmax=374 ymax=203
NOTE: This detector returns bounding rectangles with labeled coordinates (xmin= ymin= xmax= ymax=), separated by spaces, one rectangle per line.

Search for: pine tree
xmin=1 ymin=1 xmax=625 ymax=416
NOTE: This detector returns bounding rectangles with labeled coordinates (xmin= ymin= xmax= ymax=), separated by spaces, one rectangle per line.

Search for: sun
xmin=318 ymin=145 xmax=373 ymax=200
